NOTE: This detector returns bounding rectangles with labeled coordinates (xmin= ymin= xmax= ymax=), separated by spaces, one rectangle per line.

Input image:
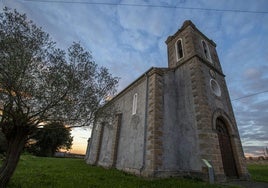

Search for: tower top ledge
xmin=165 ymin=20 xmax=216 ymax=47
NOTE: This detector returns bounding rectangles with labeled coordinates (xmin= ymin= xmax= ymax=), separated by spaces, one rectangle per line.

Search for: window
xmin=132 ymin=93 xmax=138 ymax=115
xmin=175 ymin=39 xmax=183 ymax=61
xmin=202 ymin=40 xmax=212 ymax=62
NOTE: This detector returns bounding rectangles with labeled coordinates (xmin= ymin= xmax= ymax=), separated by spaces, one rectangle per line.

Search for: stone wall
xmin=86 ymin=72 xmax=148 ymax=173
xmin=160 ymin=62 xmax=201 ymax=174
xmin=143 ymin=69 xmax=165 ymax=176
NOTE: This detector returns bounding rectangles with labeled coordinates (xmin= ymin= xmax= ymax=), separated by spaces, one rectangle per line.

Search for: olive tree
xmin=0 ymin=8 xmax=118 ymax=186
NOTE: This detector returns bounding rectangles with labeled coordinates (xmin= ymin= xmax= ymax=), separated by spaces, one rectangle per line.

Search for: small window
xmin=132 ymin=93 xmax=138 ymax=115
xmin=202 ymin=40 xmax=212 ymax=62
xmin=175 ymin=39 xmax=183 ymax=61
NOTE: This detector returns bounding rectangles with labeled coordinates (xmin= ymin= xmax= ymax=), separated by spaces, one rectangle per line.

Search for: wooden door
xmin=216 ymin=118 xmax=238 ymax=178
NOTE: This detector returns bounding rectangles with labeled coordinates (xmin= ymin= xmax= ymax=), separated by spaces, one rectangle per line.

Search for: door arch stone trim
xmin=211 ymin=109 xmax=236 ymax=136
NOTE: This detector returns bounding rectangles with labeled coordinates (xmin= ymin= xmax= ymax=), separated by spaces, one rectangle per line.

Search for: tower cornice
xmin=170 ymin=54 xmax=225 ymax=77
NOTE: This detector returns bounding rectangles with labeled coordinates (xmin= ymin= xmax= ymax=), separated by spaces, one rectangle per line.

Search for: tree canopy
xmin=0 ymin=7 xmax=119 ymax=186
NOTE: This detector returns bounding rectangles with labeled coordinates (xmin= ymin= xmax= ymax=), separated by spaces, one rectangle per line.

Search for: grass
xmin=7 ymin=154 xmax=268 ymax=188
xmin=1 ymin=155 xmax=233 ymax=188
xmin=247 ymin=163 xmax=268 ymax=183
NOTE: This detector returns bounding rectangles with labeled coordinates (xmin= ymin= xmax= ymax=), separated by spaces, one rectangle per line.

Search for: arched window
xmin=175 ymin=39 xmax=183 ymax=61
xmin=202 ymin=40 xmax=212 ymax=63
xmin=132 ymin=93 xmax=138 ymax=115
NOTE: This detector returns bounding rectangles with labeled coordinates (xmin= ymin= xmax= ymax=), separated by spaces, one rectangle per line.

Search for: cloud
xmin=243 ymin=68 xmax=262 ymax=80
xmin=119 ymin=29 xmax=156 ymax=51
xmin=238 ymin=66 xmax=268 ymax=93
xmin=243 ymin=146 xmax=267 ymax=156
xmin=117 ymin=0 xmax=172 ymax=37
xmin=233 ymin=87 xmax=268 ymax=154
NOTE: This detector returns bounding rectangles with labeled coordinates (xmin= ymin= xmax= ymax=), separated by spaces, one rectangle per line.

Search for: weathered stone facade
xmin=85 ymin=20 xmax=249 ymax=182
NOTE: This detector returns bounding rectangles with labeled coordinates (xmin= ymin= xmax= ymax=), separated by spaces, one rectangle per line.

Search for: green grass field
xmin=4 ymin=155 xmax=226 ymax=188
xmin=1 ymin=155 xmax=266 ymax=188
xmin=247 ymin=163 xmax=268 ymax=183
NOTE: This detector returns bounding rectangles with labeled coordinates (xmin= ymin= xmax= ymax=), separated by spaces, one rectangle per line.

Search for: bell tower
xmin=165 ymin=20 xmax=249 ymax=181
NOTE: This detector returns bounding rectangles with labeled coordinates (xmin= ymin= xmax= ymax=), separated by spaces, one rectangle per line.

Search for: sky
xmin=1 ymin=0 xmax=268 ymax=156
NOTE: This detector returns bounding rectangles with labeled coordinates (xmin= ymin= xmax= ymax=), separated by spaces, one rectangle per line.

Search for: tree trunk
xmin=0 ymin=127 xmax=28 ymax=188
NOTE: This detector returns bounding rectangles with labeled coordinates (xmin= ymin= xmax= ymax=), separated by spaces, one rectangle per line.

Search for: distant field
xmin=2 ymin=155 xmax=266 ymax=188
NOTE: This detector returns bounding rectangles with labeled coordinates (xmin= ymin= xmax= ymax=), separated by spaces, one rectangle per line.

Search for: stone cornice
xmin=171 ymin=54 xmax=225 ymax=77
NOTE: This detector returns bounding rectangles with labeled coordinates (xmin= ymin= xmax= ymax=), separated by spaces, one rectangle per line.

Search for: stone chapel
xmin=85 ymin=20 xmax=249 ymax=182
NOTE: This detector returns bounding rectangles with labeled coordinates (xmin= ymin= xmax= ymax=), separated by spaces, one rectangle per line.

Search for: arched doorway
xmin=216 ymin=118 xmax=238 ymax=178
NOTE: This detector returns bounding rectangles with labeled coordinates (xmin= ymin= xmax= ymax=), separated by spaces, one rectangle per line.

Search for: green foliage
xmin=27 ymin=122 xmax=73 ymax=157
xmin=6 ymin=155 xmax=232 ymax=188
xmin=248 ymin=164 xmax=268 ymax=182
